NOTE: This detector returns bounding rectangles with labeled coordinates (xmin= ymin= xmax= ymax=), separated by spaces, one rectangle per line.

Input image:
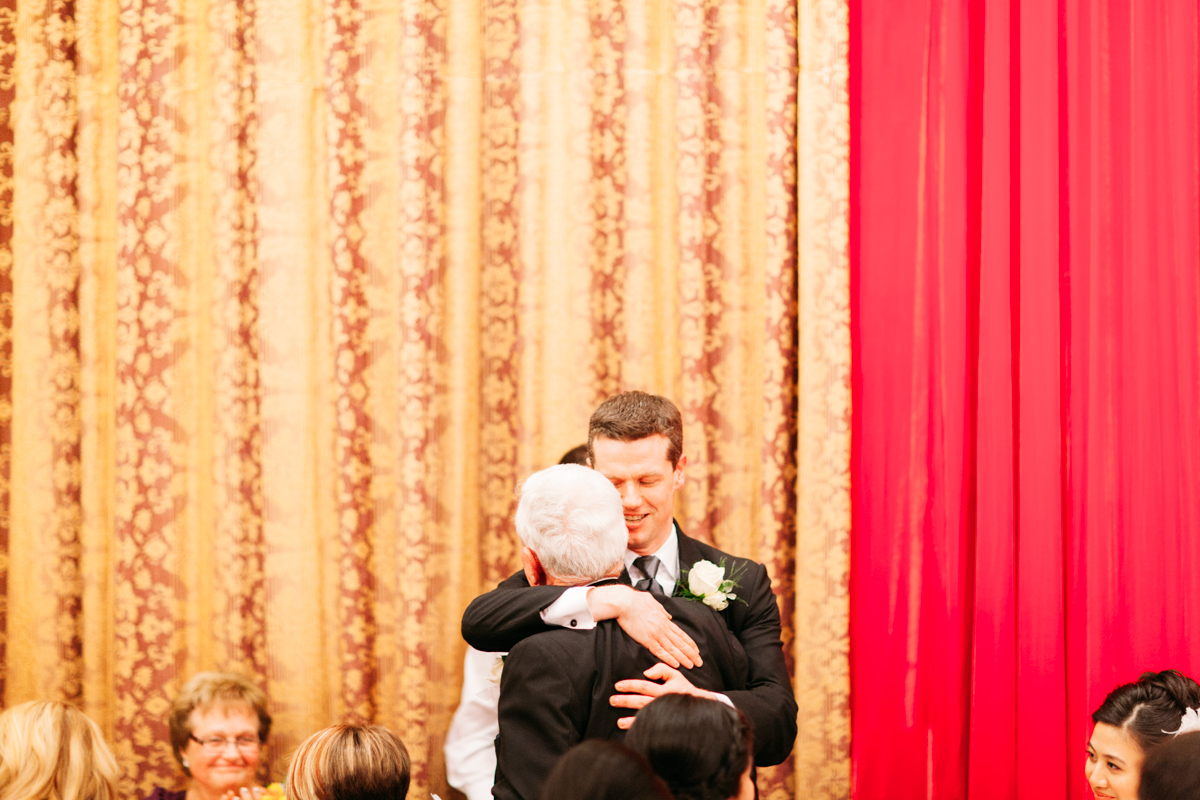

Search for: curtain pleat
xmin=852 ymin=1 xmax=1200 ymax=798
xmin=0 ymin=2 xmax=851 ymax=799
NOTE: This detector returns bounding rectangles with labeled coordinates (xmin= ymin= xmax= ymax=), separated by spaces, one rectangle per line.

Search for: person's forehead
xmin=592 ymin=435 xmax=673 ymax=469
xmin=189 ymin=703 xmax=258 ymax=732
xmin=1090 ymin=722 xmax=1141 ymax=761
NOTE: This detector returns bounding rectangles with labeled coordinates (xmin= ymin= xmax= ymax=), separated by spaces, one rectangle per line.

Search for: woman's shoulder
xmin=144 ymin=786 xmax=187 ymax=800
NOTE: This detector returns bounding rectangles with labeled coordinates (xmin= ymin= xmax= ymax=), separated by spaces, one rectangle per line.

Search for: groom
xmin=463 ymin=391 xmax=798 ymax=767
xmin=491 ymin=463 xmax=750 ymax=800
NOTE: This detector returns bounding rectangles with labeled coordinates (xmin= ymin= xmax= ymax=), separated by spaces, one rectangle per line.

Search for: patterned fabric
xmin=0 ymin=1 xmax=850 ymax=799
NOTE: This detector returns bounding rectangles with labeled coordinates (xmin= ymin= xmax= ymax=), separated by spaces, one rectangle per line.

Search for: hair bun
xmin=1137 ymin=670 xmax=1200 ymax=711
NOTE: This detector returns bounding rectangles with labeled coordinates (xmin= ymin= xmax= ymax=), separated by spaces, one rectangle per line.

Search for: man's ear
xmin=521 ymin=546 xmax=547 ymax=586
xmin=673 ymin=452 xmax=687 ymax=490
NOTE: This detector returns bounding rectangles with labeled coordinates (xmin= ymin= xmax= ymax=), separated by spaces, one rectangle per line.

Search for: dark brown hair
xmin=1092 ymin=670 xmax=1200 ymax=752
xmin=626 ymin=695 xmax=752 ymax=800
xmin=1138 ymin=731 xmax=1200 ymax=800
xmin=539 ymin=740 xmax=673 ymax=800
xmin=588 ymin=392 xmax=683 ymax=467
xmin=558 ymin=444 xmax=590 ymax=465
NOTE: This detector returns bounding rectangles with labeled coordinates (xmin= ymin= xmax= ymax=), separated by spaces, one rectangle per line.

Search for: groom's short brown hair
xmin=588 ymin=392 xmax=683 ymax=468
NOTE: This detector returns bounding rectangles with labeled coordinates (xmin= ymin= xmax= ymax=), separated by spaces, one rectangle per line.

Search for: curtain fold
xmin=1 ymin=2 xmax=851 ymax=799
xmin=852 ymin=1 xmax=1200 ymax=798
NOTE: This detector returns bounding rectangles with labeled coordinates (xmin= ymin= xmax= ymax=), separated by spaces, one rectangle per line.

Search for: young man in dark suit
xmin=463 ymin=392 xmax=798 ymax=768
xmin=491 ymin=463 xmax=749 ymax=800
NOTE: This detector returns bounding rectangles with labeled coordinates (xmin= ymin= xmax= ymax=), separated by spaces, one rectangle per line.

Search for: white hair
xmin=515 ymin=464 xmax=626 ymax=584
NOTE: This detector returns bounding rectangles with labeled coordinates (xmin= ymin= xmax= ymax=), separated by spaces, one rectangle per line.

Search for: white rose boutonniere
xmin=677 ymin=558 xmax=745 ymax=611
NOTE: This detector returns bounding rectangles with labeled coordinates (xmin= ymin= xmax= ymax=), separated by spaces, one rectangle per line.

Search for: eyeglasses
xmin=189 ymin=734 xmax=262 ymax=753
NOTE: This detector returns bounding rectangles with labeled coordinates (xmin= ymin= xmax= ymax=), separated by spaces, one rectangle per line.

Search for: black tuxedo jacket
xmin=492 ymin=592 xmax=749 ymax=800
xmin=461 ymin=527 xmax=799 ymax=766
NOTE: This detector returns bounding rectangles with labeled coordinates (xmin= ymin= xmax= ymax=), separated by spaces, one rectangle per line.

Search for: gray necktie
xmin=633 ymin=555 xmax=667 ymax=596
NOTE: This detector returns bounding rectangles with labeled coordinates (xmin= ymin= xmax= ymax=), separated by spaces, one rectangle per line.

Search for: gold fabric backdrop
xmin=0 ymin=0 xmax=849 ymax=798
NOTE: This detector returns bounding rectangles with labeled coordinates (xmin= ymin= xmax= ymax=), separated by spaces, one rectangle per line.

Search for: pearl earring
xmin=182 ymin=758 xmax=189 ymax=769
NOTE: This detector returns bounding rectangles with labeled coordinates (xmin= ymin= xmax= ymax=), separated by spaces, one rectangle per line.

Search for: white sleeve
xmin=538 ymin=586 xmax=596 ymax=629
xmin=444 ymin=647 xmax=503 ymax=800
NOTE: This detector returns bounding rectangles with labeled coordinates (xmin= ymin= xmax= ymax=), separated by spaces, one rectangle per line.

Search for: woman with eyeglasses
xmin=148 ymin=673 xmax=273 ymax=800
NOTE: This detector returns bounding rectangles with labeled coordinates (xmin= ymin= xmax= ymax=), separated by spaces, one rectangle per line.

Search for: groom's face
xmin=590 ymin=434 xmax=686 ymax=556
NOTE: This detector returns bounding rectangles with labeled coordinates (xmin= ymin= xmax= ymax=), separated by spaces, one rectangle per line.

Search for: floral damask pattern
xmin=112 ymin=0 xmax=188 ymax=789
xmin=208 ymin=0 xmax=268 ymax=683
xmin=1 ymin=2 xmax=850 ymax=799
xmin=0 ymin=0 xmax=15 ymax=707
xmin=794 ymin=0 xmax=851 ymax=796
xmin=324 ymin=0 xmax=382 ymax=727
xmin=479 ymin=0 xmax=524 ymax=587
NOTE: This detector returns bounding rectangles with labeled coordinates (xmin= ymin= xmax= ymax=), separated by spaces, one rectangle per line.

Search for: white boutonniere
xmin=676 ymin=558 xmax=746 ymax=611
xmin=1168 ymin=707 xmax=1200 ymax=735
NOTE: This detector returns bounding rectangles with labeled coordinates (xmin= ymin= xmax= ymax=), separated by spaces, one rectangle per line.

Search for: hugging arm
xmin=461 ymin=571 xmax=568 ymax=652
xmin=462 ymin=573 xmax=700 ymax=667
xmin=721 ymin=562 xmax=799 ymax=766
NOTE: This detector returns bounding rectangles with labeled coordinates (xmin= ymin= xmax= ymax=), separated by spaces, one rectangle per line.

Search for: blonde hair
xmin=287 ymin=725 xmax=410 ymax=800
xmin=169 ymin=673 xmax=272 ymax=774
xmin=0 ymin=700 xmax=119 ymax=800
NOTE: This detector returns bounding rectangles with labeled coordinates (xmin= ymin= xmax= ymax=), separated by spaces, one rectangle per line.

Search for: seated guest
xmin=1139 ymin=730 xmax=1200 ymax=800
xmin=1087 ymin=669 xmax=1200 ymax=800
xmin=625 ymin=694 xmax=754 ymax=800
xmin=287 ymin=725 xmax=411 ymax=800
xmin=151 ymin=672 xmax=273 ymax=800
xmin=0 ymin=700 xmax=119 ymax=800
xmin=539 ymin=740 xmax=673 ymax=800
xmin=492 ymin=464 xmax=750 ymax=800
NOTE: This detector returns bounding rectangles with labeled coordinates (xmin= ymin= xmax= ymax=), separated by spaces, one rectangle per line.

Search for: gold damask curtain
xmin=0 ymin=0 xmax=848 ymax=798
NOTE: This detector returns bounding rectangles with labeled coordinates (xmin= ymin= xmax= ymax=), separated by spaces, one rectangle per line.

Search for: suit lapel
xmin=675 ymin=523 xmax=704 ymax=571
xmin=673 ymin=523 xmax=707 ymax=596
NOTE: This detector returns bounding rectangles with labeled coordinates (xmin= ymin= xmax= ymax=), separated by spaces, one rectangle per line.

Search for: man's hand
xmin=586 ymin=585 xmax=701 ymax=669
xmin=610 ymin=663 xmax=723 ymax=729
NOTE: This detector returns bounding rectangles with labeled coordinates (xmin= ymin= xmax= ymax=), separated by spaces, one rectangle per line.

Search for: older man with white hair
xmin=491 ymin=464 xmax=750 ymax=800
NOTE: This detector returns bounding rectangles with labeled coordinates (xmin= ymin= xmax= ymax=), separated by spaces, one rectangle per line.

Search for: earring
xmin=182 ymin=758 xmax=189 ymax=769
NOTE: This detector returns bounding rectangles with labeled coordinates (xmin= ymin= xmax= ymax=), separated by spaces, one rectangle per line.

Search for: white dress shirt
xmin=443 ymin=647 xmax=503 ymax=800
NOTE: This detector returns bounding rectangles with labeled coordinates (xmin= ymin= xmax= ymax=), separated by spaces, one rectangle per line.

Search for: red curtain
xmin=851 ymin=2 xmax=1200 ymax=799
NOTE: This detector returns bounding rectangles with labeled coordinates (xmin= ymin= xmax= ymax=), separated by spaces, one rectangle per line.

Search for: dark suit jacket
xmin=461 ymin=527 xmax=798 ymax=766
xmin=492 ymin=592 xmax=749 ymax=800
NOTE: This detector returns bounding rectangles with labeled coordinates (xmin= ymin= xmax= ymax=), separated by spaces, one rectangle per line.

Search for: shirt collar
xmin=624 ymin=522 xmax=680 ymax=583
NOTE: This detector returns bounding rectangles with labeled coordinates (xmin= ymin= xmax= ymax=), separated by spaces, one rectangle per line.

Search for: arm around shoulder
xmin=461 ymin=571 xmax=570 ymax=652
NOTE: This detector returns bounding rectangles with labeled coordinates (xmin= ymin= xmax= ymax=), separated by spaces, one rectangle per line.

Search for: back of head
xmin=287 ymin=725 xmax=410 ymax=800
xmin=514 ymin=463 xmax=626 ymax=584
xmin=1138 ymin=731 xmax=1200 ymax=800
xmin=558 ymin=444 xmax=590 ymax=465
xmin=0 ymin=700 xmax=119 ymax=800
xmin=1092 ymin=670 xmax=1200 ymax=752
xmin=538 ymin=740 xmax=673 ymax=800
xmin=625 ymin=695 xmax=752 ymax=800
xmin=588 ymin=392 xmax=683 ymax=467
